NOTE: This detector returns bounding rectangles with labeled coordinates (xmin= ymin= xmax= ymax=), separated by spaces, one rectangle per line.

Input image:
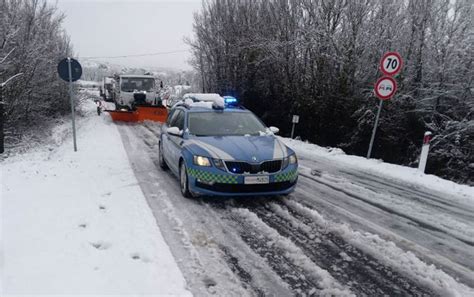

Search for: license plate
xmin=244 ymin=175 xmax=269 ymax=184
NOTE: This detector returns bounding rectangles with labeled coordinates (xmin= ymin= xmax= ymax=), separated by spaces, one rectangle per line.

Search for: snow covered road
xmin=117 ymin=121 xmax=474 ymax=296
xmin=289 ymin=143 xmax=474 ymax=287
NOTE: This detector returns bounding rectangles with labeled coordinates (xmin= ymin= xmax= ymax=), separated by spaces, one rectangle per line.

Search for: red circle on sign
xmin=380 ymin=52 xmax=403 ymax=76
xmin=374 ymin=76 xmax=397 ymax=100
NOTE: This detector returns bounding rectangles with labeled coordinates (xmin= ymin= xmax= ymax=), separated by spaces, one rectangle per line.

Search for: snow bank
xmin=280 ymin=137 xmax=474 ymax=202
xmin=1 ymin=99 xmax=191 ymax=296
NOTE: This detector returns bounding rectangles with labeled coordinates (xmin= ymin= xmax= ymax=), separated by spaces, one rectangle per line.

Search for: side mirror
xmin=167 ymin=126 xmax=183 ymax=137
xmin=269 ymin=126 xmax=279 ymax=134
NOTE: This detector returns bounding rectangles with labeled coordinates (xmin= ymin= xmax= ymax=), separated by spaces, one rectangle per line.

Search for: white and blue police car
xmin=158 ymin=94 xmax=298 ymax=197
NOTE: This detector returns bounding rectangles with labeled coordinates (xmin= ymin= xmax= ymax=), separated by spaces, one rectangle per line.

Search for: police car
xmin=158 ymin=94 xmax=298 ymax=197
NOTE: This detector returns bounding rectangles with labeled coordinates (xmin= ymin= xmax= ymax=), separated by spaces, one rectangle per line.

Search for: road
xmin=117 ymin=121 xmax=473 ymax=296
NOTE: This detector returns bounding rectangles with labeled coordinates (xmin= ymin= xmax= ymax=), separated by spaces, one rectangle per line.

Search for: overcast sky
xmin=54 ymin=0 xmax=202 ymax=70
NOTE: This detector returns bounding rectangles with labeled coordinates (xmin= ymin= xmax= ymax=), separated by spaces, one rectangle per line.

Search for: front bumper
xmin=187 ymin=164 xmax=298 ymax=196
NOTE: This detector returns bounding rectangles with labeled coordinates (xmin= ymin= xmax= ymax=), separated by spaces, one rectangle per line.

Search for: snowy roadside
xmin=280 ymin=137 xmax=474 ymax=202
xmin=1 ymin=97 xmax=191 ymax=296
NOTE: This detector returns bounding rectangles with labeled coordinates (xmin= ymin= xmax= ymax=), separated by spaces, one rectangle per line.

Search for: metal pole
xmin=290 ymin=122 xmax=295 ymax=139
xmin=0 ymin=85 xmax=4 ymax=154
xmin=367 ymin=100 xmax=383 ymax=159
xmin=67 ymin=57 xmax=77 ymax=152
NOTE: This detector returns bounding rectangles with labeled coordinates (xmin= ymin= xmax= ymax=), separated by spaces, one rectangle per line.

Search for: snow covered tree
xmin=0 ymin=0 xmax=72 ymax=144
xmin=190 ymin=0 xmax=473 ymax=184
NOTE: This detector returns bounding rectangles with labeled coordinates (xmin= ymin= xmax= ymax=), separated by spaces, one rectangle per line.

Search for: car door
xmin=167 ymin=110 xmax=185 ymax=173
xmin=162 ymin=109 xmax=179 ymax=172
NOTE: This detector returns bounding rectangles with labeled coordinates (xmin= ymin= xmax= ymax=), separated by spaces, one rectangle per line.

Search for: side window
xmin=166 ymin=109 xmax=176 ymax=126
xmin=174 ymin=111 xmax=185 ymax=131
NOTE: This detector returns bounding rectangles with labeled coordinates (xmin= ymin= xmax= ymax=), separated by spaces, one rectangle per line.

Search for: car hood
xmin=185 ymin=135 xmax=291 ymax=162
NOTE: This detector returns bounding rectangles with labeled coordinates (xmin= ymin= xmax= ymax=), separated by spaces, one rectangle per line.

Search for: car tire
xmin=158 ymin=142 xmax=168 ymax=170
xmin=180 ymin=161 xmax=192 ymax=198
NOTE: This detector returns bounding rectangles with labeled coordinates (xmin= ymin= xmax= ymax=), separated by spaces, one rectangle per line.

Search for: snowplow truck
xmin=103 ymin=74 xmax=168 ymax=123
xmin=115 ymin=75 xmax=161 ymax=110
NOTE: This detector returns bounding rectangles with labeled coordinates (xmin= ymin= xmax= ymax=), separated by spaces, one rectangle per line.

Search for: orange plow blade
xmin=105 ymin=106 xmax=168 ymax=123
xmin=136 ymin=106 xmax=168 ymax=122
xmin=106 ymin=110 xmax=139 ymax=122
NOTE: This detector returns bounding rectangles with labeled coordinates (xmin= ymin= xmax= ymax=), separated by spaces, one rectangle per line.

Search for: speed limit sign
xmin=380 ymin=52 xmax=402 ymax=76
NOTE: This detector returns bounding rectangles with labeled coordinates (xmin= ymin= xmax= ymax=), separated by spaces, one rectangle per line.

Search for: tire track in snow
xmin=281 ymin=197 xmax=474 ymax=296
xmin=227 ymin=199 xmax=435 ymax=296
xmin=226 ymin=206 xmax=352 ymax=296
xmin=298 ymin=172 xmax=474 ymax=247
xmin=339 ymin=170 xmax=474 ymax=216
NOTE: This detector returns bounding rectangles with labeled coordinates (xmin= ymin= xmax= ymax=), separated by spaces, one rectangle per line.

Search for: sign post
xmin=291 ymin=115 xmax=299 ymax=139
xmin=367 ymin=99 xmax=384 ymax=159
xmin=58 ymin=57 xmax=82 ymax=152
xmin=367 ymin=52 xmax=402 ymax=159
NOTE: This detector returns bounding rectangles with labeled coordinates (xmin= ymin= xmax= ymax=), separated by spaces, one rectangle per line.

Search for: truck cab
xmin=115 ymin=75 xmax=158 ymax=110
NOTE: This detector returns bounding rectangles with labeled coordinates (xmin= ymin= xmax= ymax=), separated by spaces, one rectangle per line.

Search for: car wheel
xmin=158 ymin=142 xmax=168 ymax=170
xmin=180 ymin=161 xmax=192 ymax=198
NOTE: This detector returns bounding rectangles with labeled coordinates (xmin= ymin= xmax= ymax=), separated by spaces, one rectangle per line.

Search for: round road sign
xmin=374 ymin=76 xmax=397 ymax=100
xmin=57 ymin=58 xmax=82 ymax=82
xmin=380 ymin=52 xmax=402 ymax=76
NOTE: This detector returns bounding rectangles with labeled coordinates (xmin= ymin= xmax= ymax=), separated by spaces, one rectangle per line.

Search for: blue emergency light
xmin=223 ymin=96 xmax=238 ymax=106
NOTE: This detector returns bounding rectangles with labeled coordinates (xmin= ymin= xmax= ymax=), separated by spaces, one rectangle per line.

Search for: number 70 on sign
xmin=380 ymin=52 xmax=402 ymax=76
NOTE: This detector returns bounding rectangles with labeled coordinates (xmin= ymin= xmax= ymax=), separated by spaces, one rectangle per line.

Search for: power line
xmin=80 ymin=49 xmax=189 ymax=60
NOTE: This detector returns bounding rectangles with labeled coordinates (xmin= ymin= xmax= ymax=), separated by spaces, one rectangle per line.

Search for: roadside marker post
xmin=367 ymin=52 xmax=403 ymax=159
xmin=291 ymin=115 xmax=299 ymax=139
xmin=418 ymin=131 xmax=432 ymax=173
xmin=58 ymin=57 xmax=82 ymax=152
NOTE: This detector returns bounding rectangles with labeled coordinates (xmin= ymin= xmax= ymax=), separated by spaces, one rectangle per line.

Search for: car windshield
xmin=120 ymin=77 xmax=155 ymax=92
xmin=188 ymin=111 xmax=267 ymax=136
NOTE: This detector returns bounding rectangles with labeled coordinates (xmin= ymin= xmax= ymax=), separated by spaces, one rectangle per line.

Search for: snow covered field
xmin=1 ymin=99 xmax=190 ymax=296
xmin=1 ymin=94 xmax=473 ymax=296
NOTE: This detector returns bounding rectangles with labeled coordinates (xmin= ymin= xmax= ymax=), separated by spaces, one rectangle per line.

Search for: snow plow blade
xmin=136 ymin=106 xmax=168 ymax=122
xmin=106 ymin=110 xmax=139 ymax=122
xmin=105 ymin=106 xmax=168 ymax=123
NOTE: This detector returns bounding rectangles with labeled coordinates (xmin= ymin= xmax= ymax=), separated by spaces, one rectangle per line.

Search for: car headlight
xmin=193 ymin=155 xmax=211 ymax=167
xmin=212 ymin=158 xmax=226 ymax=171
xmin=281 ymin=154 xmax=297 ymax=169
xmin=289 ymin=154 xmax=297 ymax=164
